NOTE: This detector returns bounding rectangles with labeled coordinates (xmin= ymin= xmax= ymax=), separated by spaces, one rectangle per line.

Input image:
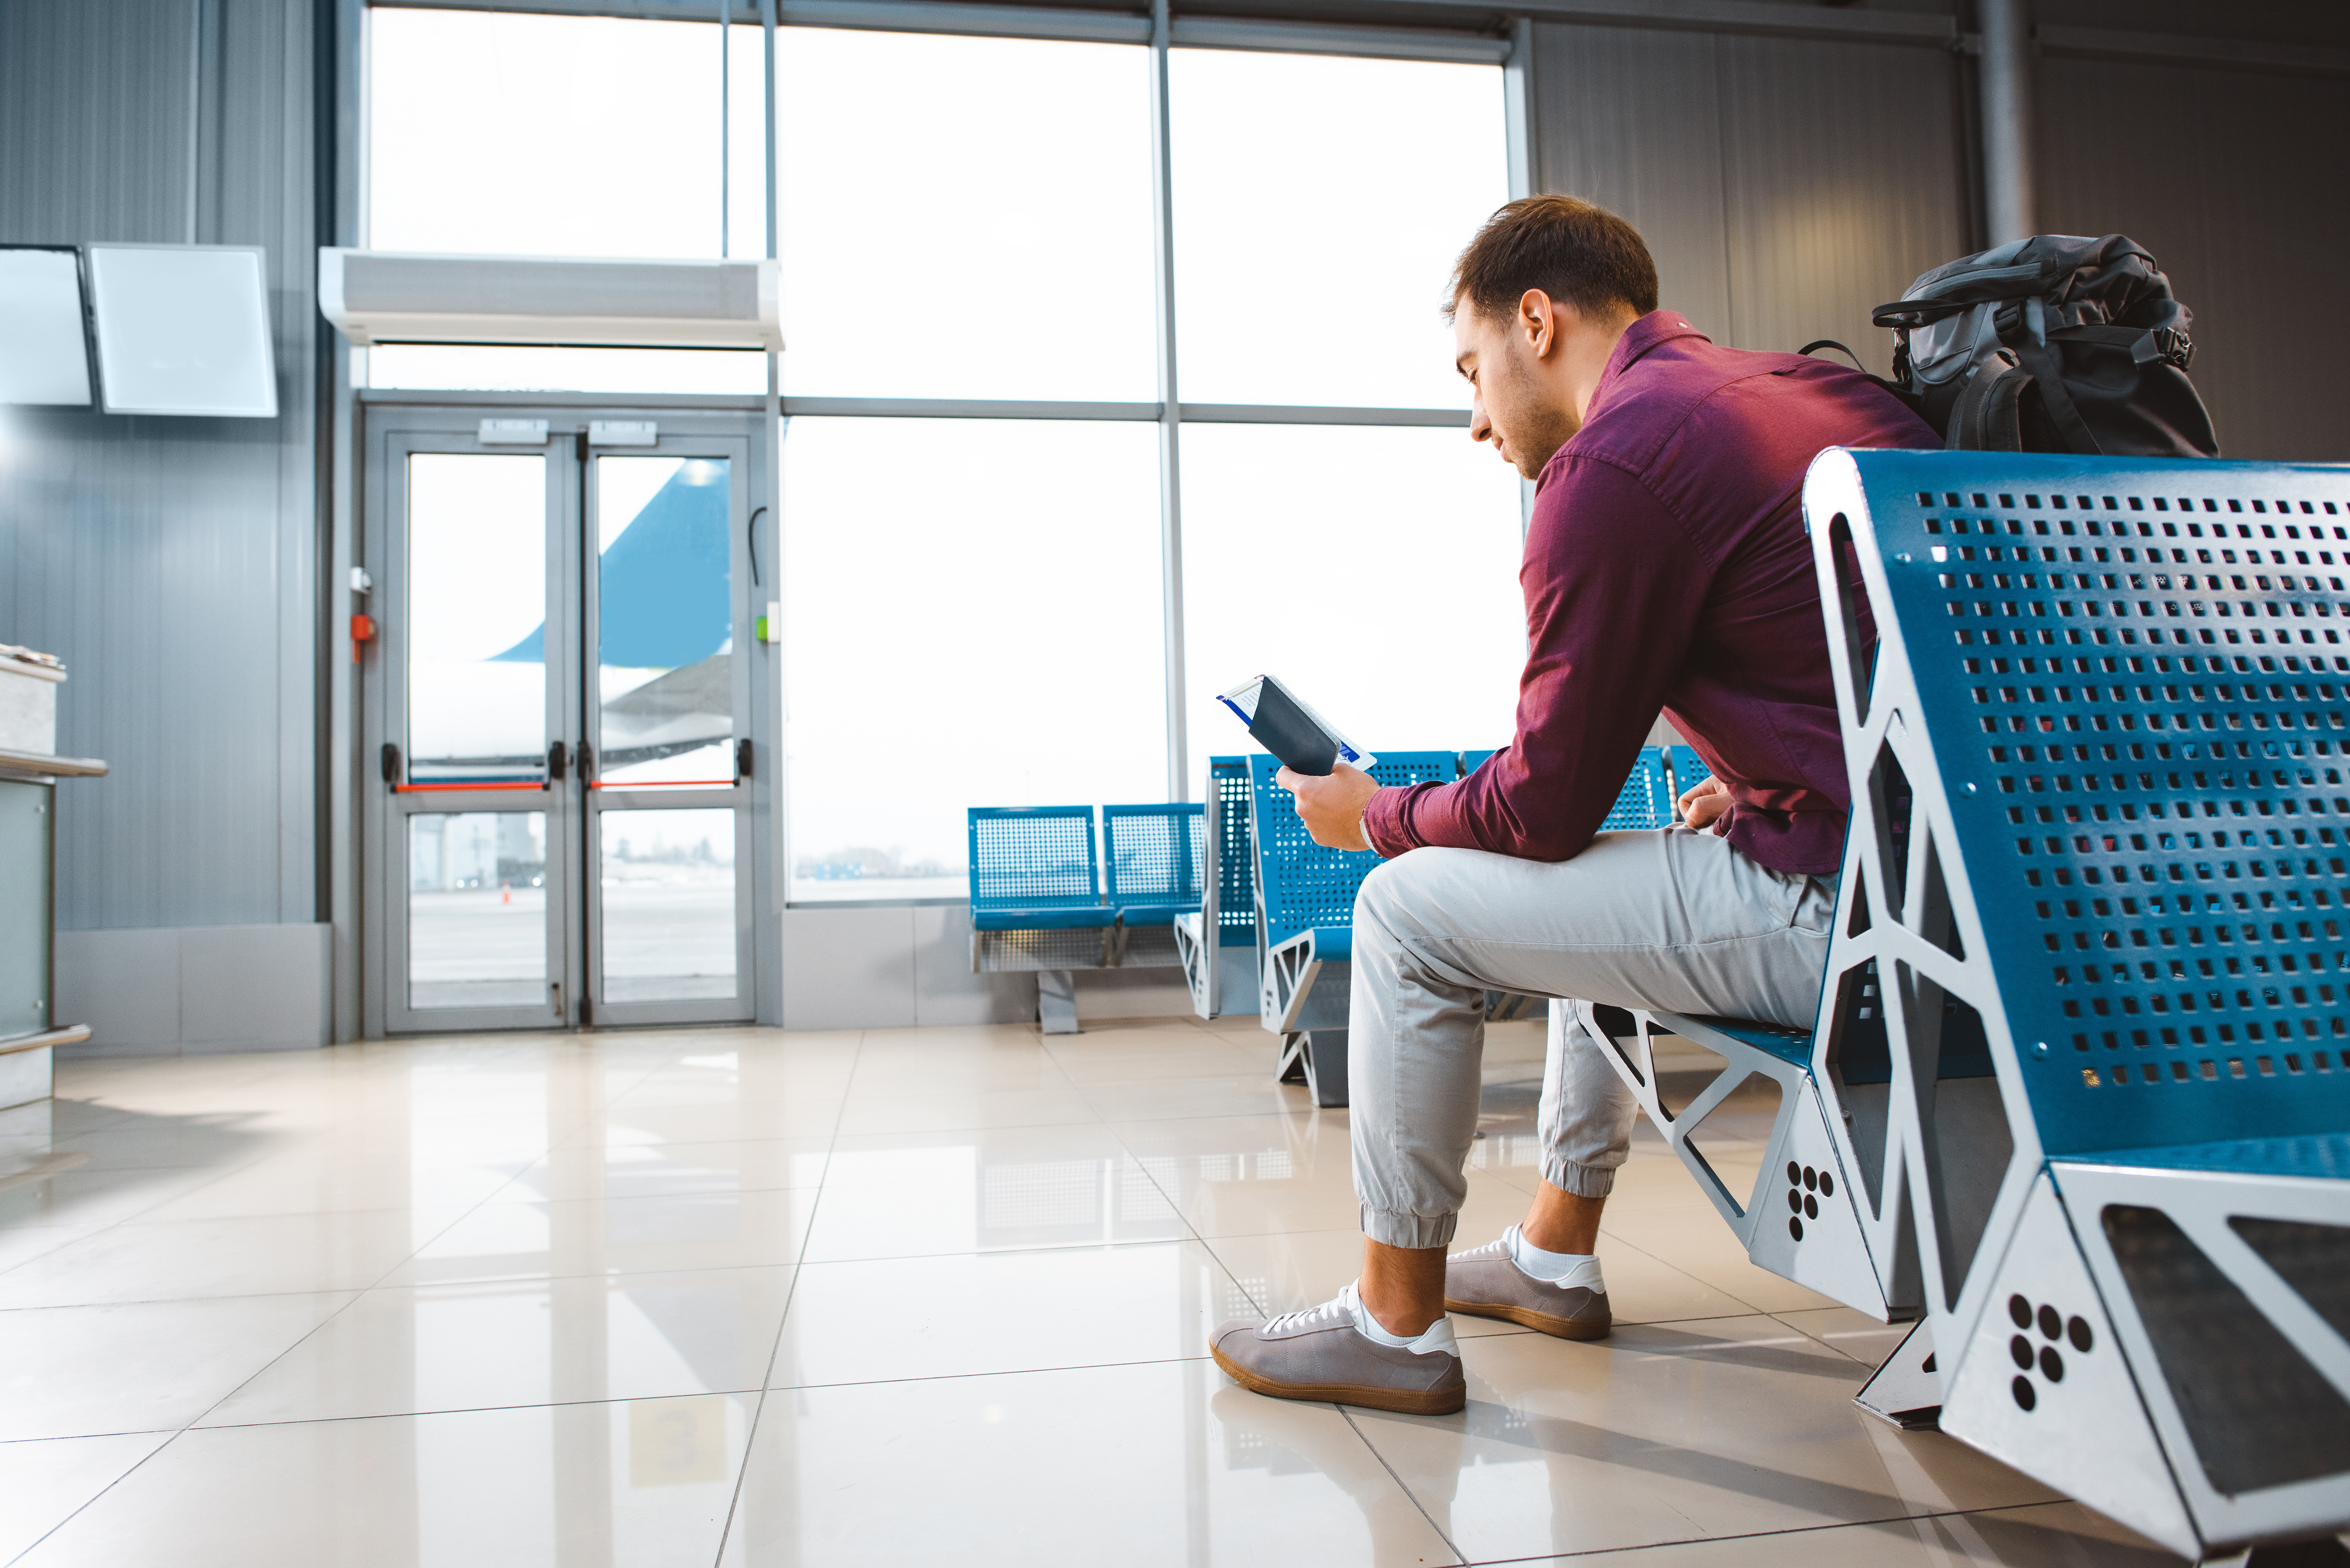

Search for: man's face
xmin=1456 ymin=298 xmax=1580 ymax=482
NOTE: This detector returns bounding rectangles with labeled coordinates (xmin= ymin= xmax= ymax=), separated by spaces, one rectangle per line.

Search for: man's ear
xmin=1518 ymin=290 xmax=1566 ymax=360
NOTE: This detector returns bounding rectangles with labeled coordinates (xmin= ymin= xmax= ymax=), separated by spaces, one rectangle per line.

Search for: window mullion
xmin=1150 ymin=0 xmax=1188 ymax=803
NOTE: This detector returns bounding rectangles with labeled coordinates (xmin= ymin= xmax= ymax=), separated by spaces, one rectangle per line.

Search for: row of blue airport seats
xmin=1584 ymin=449 xmax=2350 ymax=1564
xmin=966 ymin=803 xmax=1206 ymax=1033
xmin=1176 ymin=743 xmax=1713 ymax=1105
xmin=966 ymin=803 xmax=1206 ymax=931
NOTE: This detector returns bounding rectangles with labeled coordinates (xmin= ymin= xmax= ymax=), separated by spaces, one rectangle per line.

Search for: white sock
xmin=1340 ymin=1280 xmax=1458 ymax=1355
xmin=1506 ymin=1224 xmax=1605 ymax=1291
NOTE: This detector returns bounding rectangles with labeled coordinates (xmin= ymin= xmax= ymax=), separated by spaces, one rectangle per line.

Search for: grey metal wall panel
xmin=0 ymin=0 xmax=202 ymax=244
xmin=1530 ymin=23 xmax=1967 ymax=381
xmin=0 ymin=0 xmax=318 ymax=931
xmin=2036 ymin=57 xmax=2350 ymax=461
xmin=1531 ymin=24 xmax=1732 ymax=342
xmin=1714 ymin=34 xmax=1968 ymax=378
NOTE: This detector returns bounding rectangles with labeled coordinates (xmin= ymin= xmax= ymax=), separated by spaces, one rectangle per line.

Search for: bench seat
xmin=969 ymin=903 xmax=1115 ymax=932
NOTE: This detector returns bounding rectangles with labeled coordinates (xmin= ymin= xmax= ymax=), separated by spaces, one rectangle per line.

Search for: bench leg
xmin=1301 ymin=1029 xmax=1349 ymax=1107
xmin=1037 ymin=970 xmax=1080 ymax=1035
xmin=1853 ymin=1317 xmax=1941 ymax=1431
xmin=1277 ymin=1029 xmax=1349 ymax=1107
xmin=2241 ymin=1541 xmax=2350 ymax=1566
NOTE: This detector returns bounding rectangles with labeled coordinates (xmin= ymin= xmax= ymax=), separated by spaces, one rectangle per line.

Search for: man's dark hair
xmin=1445 ymin=195 xmax=1659 ymax=324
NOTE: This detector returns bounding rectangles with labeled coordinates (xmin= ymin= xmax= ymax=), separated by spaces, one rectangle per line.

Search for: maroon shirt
xmin=1362 ymin=311 xmax=1937 ymax=876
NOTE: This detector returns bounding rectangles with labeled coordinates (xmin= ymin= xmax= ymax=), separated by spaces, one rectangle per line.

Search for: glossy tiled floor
xmin=0 ymin=1014 xmax=2187 ymax=1566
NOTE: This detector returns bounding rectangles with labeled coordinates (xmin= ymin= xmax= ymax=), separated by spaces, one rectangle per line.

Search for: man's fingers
xmin=1273 ymin=766 xmax=1300 ymax=793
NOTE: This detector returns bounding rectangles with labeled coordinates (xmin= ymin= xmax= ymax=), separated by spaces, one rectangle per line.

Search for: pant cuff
xmin=1542 ymin=1158 xmax=1618 ymax=1200
xmin=1360 ymin=1205 xmax=1459 ymax=1250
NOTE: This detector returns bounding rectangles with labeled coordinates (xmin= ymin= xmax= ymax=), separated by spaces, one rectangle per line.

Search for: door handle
xmin=577 ymin=741 xmax=594 ymax=782
xmin=548 ymin=741 xmax=567 ymax=781
xmin=736 ymin=738 xmax=752 ymax=780
xmin=381 ymin=742 xmax=401 ymax=787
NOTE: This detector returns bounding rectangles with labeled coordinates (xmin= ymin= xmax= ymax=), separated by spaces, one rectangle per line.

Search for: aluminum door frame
xmin=581 ymin=434 xmax=756 ymax=1028
xmin=364 ymin=426 xmax=582 ymax=1036
xmin=359 ymin=403 xmax=777 ymax=1038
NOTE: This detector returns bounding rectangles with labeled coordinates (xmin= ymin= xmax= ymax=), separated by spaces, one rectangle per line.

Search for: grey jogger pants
xmin=1347 ymin=827 xmax=1838 ymax=1249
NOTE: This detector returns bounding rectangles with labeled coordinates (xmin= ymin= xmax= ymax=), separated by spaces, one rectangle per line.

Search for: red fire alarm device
xmin=350 ymin=613 xmax=377 ymax=663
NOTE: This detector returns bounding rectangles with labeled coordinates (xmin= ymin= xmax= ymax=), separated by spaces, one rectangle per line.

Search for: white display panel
xmin=86 ymin=244 xmax=277 ymax=418
xmin=0 ymin=248 xmax=93 ymax=406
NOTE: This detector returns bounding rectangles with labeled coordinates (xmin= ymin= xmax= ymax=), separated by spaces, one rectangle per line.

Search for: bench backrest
xmin=1666 ymin=745 xmax=1710 ymax=812
xmin=1463 ymin=745 xmax=1674 ymax=830
xmin=1205 ymin=756 xmax=1258 ymax=947
xmin=1102 ymin=802 xmax=1205 ymax=911
xmin=1808 ymin=450 xmax=2350 ymax=1163
xmin=1247 ymin=750 xmax=1457 ymax=948
xmin=966 ymin=806 xmax=1102 ymax=918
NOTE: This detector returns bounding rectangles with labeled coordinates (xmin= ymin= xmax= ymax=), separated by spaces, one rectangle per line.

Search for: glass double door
xmin=367 ymin=415 xmax=761 ymax=1033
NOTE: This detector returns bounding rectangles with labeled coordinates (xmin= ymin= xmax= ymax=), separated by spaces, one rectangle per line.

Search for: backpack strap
xmin=1949 ymin=360 xmax=2031 ymax=451
xmin=2009 ymin=299 xmax=2103 ymax=455
xmin=1798 ymin=339 xmax=1866 ymax=368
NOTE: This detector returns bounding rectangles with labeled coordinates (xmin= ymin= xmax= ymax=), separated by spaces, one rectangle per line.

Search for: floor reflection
xmin=0 ymin=1020 xmax=2186 ymax=1567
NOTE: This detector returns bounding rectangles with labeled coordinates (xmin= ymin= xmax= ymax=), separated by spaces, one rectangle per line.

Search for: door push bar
xmin=383 ymin=739 xmax=752 ymax=792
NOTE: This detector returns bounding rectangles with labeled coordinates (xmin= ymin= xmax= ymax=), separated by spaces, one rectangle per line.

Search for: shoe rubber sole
xmin=1210 ymin=1344 xmax=1466 ymax=1416
xmin=1444 ymin=1297 xmax=1611 ymax=1340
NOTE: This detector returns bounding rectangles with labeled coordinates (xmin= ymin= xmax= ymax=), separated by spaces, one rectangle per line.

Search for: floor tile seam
xmin=1089 ymin=1114 xmax=1235 ymax=1300
xmin=795 ymin=1233 xmax=1213 ymax=1268
xmin=752 ymin=1029 xmax=865 ymax=1392
xmin=112 ymin=1110 xmax=589 ymax=1426
xmin=765 ymin=1350 xmax=1227 ymax=1393
xmin=387 ymin=1248 xmax=818 ymax=1291
xmin=0 ymin=1424 xmax=188 ymax=1446
xmin=1 ymin=1420 xmax=191 ymax=1567
xmin=709 ymin=1383 xmax=770 ymax=1568
xmin=1338 ymin=1403 xmax=1473 ymax=1567
xmin=271 ymin=1255 xmax=807 ymax=1296
xmin=1447 ymin=1498 xmax=2103 ymax=1566
xmin=186 ymin=1386 xmax=772 ymax=1433
xmin=1762 ymin=1310 xmax=1891 ymax=1368
xmin=154 ymin=1283 xmax=384 ymax=1446
xmin=108 ymin=1195 xmax=570 ymax=1227
xmin=831 ymin=1110 xmax=1129 ymax=1137
xmin=0 ymin=1284 xmax=379 ymax=1313
xmin=1589 ymin=1228 xmax=1774 ymax=1317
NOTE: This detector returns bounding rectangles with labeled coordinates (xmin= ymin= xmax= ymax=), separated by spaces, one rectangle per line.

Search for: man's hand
xmin=1277 ymin=763 xmax=1379 ymax=852
xmin=1678 ymin=775 xmax=1731 ymax=832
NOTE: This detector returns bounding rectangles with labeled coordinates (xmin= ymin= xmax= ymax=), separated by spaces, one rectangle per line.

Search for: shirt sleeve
xmin=1361 ymin=456 xmax=1709 ymax=861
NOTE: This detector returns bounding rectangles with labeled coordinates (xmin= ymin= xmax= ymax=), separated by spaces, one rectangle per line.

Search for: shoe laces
xmin=1261 ymin=1288 xmax=1353 ymax=1336
xmin=1446 ymin=1233 xmax=1512 ymax=1264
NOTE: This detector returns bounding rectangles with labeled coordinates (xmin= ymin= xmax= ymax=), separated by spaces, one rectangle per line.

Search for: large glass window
xmin=780 ymin=418 xmax=1164 ymax=902
xmin=1180 ymin=424 xmax=1524 ymax=756
xmin=367 ymin=10 xmax=764 ymax=259
xmin=777 ymin=31 xmax=1156 ymax=401
xmin=366 ymin=22 xmax=1519 ymax=908
xmin=1170 ymin=51 xmax=1508 ymax=410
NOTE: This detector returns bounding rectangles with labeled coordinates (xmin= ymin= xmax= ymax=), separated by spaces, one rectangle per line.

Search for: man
xmin=1209 ymin=195 xmax=1936 ymax=1416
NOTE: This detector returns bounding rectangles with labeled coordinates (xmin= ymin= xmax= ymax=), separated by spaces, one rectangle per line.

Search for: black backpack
xmin=1809 ymin=234 xmax=2221 ymax=458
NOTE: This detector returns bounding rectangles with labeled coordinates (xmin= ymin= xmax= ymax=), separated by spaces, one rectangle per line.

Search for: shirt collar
xmin=1538 ymin=310 xmax=1709 ymax=488
xmin=1592 ymin=309 xmax=1708 ymax=406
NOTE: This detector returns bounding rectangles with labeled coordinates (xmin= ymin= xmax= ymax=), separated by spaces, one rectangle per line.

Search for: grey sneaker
xmin=1445 ymin=1228 xmax=1611 ymax=1340
xmin=1210 ymin=1283 xmax=1467 ymax=1416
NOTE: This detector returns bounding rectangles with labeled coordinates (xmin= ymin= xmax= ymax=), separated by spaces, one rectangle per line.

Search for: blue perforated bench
xmin=1464 ymin=744 xmax=1676 ymax=833
xmin=1102 ymin=802 xmax=1205 ymax=959
xmin=1666 ymin=744 xmax=1712 ymax=818
xmin=1175 ymin=757 xmax=1261 ymax=1019
xmin=969 ymin=804 xmax=1198 ymax=1034
xmin=968 ymin=806 xmax=1110 ymax=933
xmin=1250 ymin=750 xmax=1459 ymax=1105
xmin=1580 ymin=450 xmax=2350 ymax=1563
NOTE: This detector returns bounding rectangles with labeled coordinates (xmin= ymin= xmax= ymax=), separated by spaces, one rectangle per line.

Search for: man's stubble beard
xmin=1490 ymin=352 xmax=1581 ymax=482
